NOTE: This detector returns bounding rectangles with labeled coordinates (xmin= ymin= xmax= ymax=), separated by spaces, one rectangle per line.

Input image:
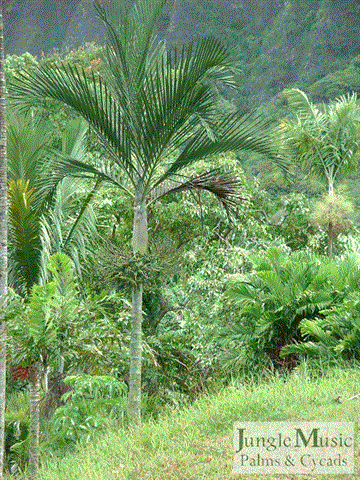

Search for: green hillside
xmin=9 ymin=366 xmax=360 ymax=480
xmin=4 ymin=0 xmax=360 ymax=108
xmin=4 ymin=2 xmax=360 ymax=478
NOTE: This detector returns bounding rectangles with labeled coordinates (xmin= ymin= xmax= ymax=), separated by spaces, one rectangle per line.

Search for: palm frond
xmin=10 ymin=64 xmax=137 ymax=182
xmin=36 ymin=151 xmax=133 ymax=208
xmin=41 ymin=178 xmax=99 ymax=280
xmin=149 ymin=170 xmax=244 ymax=212
xmin=154 ymin=111 xmax=279 ymax=188
xmin=63 ymin=179 xmax=101 ymax=249
xmin=283 ymin=88 xmax=319 ymax=121
xmin=137 ymin=38 xmax=236 ymax=177
xmin=61 ymin=116 xmax=89 ymax=158
xmin=95 ymin=0 xmax=167 ymax=90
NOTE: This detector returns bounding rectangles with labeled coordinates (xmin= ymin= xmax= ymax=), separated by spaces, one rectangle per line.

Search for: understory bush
xmin=216 ymin=247 xmax=360 ymax=373
xmin=44 ymin=374 xmax=127 ymax=455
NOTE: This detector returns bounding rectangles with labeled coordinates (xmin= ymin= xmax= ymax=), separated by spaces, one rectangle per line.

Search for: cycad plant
xmin=222 ymin=247 xmax=336 ymax=371
xmin=10 ymin=0 xmax=277 ymax=425
xmin=281 ymin=254 xmax=360 ymax=363
xmin=7 ymin=113 xmax=97 ymax=294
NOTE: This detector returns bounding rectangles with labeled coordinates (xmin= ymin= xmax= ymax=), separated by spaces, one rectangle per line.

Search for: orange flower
xmin=90 ymin=58 xmax=101 ymax=65
xmin=85 ymin=65 xmax=92 ymax=71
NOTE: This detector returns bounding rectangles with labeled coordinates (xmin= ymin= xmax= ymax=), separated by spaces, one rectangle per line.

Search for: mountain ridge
xmin=4 ymin=0 xmax=360 ymax=107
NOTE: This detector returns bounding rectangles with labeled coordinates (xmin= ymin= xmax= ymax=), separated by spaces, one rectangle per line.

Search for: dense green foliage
xmin=3 ymin=0 xmax=360 ymax=475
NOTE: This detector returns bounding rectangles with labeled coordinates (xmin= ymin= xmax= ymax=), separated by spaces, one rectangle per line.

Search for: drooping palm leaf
xmin=282 ymin=88 xmax=320 ymax=122
xmin=150 ymin=169 xmax=244 ymax=211
xmin=154 ymin=111 xmax=278 ymax=190
xmin=37 ymin=152 xmax=133 ymax=206
xmin=11 ymin=65 xmax=137 ymax=182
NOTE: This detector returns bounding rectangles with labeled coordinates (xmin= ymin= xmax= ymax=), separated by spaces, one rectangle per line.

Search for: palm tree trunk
xmin=0 ymin=325 xmax=5 ymax=480
xmin=0 ymin=0 xmax=7 ymax=477
xmin=28 ymin=362 xmax=41 ymax=480
xmin=128 ymin=186 xmax=147 ymax=426
xmin=129 ymin=283 xmax=143 ymax=426
xmin=328 ymin=166 xmax=334 ymax=197
xmin=327 ymin=169 xmax=334 ymax=258
xmin=328 ymin=221 xmax=333 ymax=259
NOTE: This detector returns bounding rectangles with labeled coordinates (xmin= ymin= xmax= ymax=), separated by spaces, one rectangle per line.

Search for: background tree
xmin=10 ymin=0 xmax=276 ymax=426
xmin=0 ymin=0 xmax=6 ymax=477
xmin=275 ymin=88 xmax=360 ymax=256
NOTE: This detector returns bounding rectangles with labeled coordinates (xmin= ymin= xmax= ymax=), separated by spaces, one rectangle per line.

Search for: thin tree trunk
xmin=327 ymin=171 xmax=334 ymax=258
xmin=28 ymin=363 xmax=41 ymax=480
xmin=128 ymin=187 xmax=147 ymax=426
xmin=0 ymin=325 xmax=5 ymax=480
xmin=328 ymin=221 xmax=333 ymax=259
xmin=0 ymin=0 xmax=7 ymax=477
xmin=328 ymin=167 xmax=334 ymax=197
xmin=129 ymin=283 xmax=143 ymax=426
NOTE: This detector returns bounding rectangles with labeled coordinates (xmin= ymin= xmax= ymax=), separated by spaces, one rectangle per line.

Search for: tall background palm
xmin=11 ymin=0 xmax=276 ymax=425
xmin=275 ymin=88 xmax=360 ymax=256
xmin=276 ymin=88 xmax=360 ymax=197
xmin=0 ymin=0 xmax=6 ymax=476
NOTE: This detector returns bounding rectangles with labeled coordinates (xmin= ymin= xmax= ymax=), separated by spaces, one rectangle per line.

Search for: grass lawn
xmin=13 ymin=365 xmax=360 ymax=480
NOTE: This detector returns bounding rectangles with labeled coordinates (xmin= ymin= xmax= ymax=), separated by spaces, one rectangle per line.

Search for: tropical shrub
xmin=217 ymin=247 xmax=360 ymax=373
xmin=281 ymin=255 xmax=360 ymax=363
xmin=4 ymin=408 xmax=29 ymax=475
xmin=46 ymin=374 xmax=127 ymax=454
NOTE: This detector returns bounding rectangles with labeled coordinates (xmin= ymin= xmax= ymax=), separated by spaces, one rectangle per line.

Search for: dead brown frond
xmin=151 ymin=170 xmax=244 ymax=213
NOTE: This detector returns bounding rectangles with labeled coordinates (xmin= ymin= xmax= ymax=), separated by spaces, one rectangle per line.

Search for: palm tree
xmin=10 ymin=0 xmax=277 ymax=425
xmin=277 ymin=88 xmax=360 ymax=196
xmin=0 ymin=0 xmax=6 ymax=476
xmin=275 ymin=88 xmax=360 ymax=256
xmin=7 ymin=113 xmax=97 ymax=294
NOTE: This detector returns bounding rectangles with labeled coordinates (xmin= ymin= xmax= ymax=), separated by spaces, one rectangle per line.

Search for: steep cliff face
xmin=62 ymin=0 xmax=106 ymax=52
xmin=4 ymin=0 xmax=82 ymax=55
xmin=4 ymin=0 xmax=360 ymax=105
